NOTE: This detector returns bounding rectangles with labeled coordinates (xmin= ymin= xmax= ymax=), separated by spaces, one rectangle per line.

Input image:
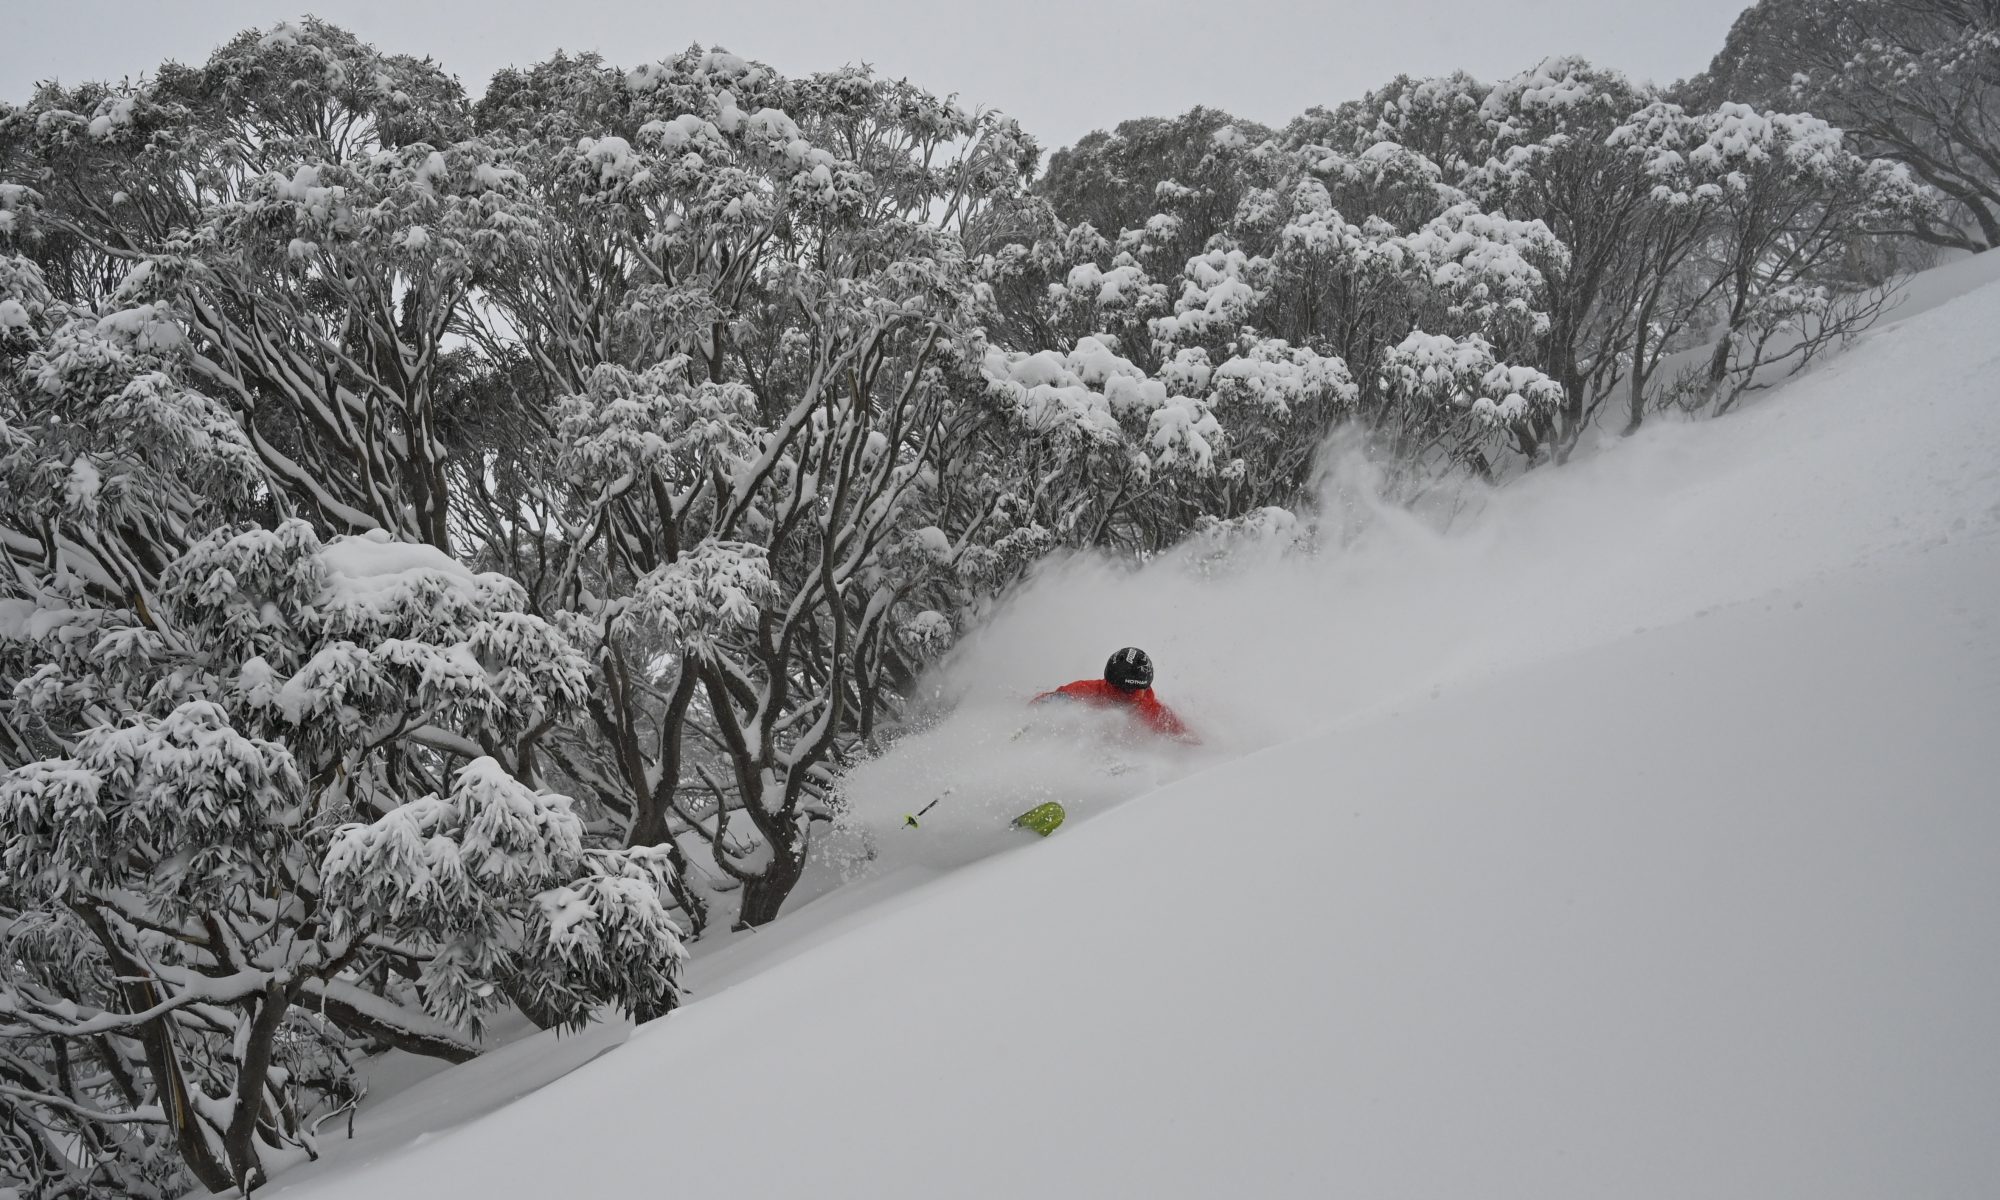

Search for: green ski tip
xmin=1010 ymin=801 xmax=1066 ymax=837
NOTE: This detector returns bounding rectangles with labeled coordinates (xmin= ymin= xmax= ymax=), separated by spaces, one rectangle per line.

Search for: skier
xmin=1032 ymin=647 xmax=1196 ymax=743
xmin=907 ymin=648 xmax=1193 ymax=836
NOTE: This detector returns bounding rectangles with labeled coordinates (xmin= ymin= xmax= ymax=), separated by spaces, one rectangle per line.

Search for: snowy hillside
xmin=263 ymin=270 xmax=2000 ymax=1198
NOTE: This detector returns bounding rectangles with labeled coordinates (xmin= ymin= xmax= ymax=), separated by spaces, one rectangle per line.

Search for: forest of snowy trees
xmin=0 ymin=1 xmax=1994 ymax=1193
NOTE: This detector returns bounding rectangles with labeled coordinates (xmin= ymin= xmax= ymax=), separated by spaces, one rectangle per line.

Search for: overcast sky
xmin=5 ymin=0 xmax=1753 ymax=150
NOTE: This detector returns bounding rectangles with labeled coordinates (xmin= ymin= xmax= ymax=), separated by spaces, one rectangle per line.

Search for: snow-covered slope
xmin=267 ymin=275 xmax=2000 ymax=1199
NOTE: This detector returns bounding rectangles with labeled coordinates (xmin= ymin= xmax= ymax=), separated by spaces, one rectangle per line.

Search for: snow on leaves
xmin=1379 ymin=330 xmax=1565 ymax=427
xmin=555 ymin=359 xmax=759 ymax=496
xmin=564 ymin=53 xmax=877 ymax=232
xmin=178 ymin=523 xmax=593 ymax=745
xmin=1716 ymin=0 xmax=1996 ymax=253
xmin=1403 ymin=203 xmax=1563 ymax=323
xmin=323 ymin=756 xmax=683 ymax=1033
xmin=1153 ymin=248 xmax=1272 ymax=344
xmin=0 ymin=700 xmax=304 ymax=906
xmin=630 ymin=538 xmax=776 ymax=656
xmin=982 ymin=336 xmax=1223 ymax=472
xmin=224 ymin=139 xmax=542 ymax=282
xmin=1210 ymin=339 xmax=1357 ymax=419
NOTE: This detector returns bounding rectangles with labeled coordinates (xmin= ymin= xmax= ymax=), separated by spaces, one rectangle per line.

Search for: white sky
xmin=5 ymin=0 xmax=1751 ymax=151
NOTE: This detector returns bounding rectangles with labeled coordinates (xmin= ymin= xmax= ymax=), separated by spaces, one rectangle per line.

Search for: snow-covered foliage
xmin=323 ymin=757 xmax=683 ymax=1032
xmin=1606 ymin=97 xmax=1932 ymax=417
xmin=0 ymin=14 xmax=1929 ymax=1194
xmin=1246 ymin=53 xmax=1929 ymax=448
xmin=1703 ymin=0 xmax=2000 ymax=253
xmin=0 ymin=28 xmax=693 ymax=1193
xmin=1378 ymin=330 xmax=1566 ymax=467
xmin=981 ymin=335 xmax=1223 ymax=471
xmin=0 ymin=495 xmax=679 ymax=1193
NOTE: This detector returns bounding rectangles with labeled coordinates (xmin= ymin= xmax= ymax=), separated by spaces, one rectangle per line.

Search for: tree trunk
xmin=734 ymin=843 xmax=807 ymax=929
xmin=625 ymin=668 xmax=699 ymax=849
xmin=74 ymin=904 xmax=236 ymax=1194
xmin=221 ymin=980 xmax=293 ymax=1193
xmin=1624 ymin=287 xmax=1664 ymax=437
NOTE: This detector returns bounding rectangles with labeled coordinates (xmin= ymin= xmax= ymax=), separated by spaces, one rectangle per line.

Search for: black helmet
xmin=1105 ymin=647 xmax=1154 ymax=691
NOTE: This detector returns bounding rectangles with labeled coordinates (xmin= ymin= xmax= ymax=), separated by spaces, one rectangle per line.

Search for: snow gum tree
xmin=0 ymin=16 xmax=1952 ymax=1194
xmin=1449 ymin=58 xmax=1928 ymax=446
xmin=1006 ymin=110 xmax=1569 ymax=490
xmin=1039 ymin=107 xmax=1278 ymax=260
xmin=1701 ymin=0 xmax=2000 ymax=252
xmin=458 ymin=48 xmax=1068 ymax=929
xmin=1021 ymin=57 xmax=1935 ymax=471
xmin=0 ymin=25 xmax=686 ymax=1193
xmin=0 ymin=20 xmax=527 ymax=550
xmin=0 ymin=262 xmax=684 ymax=1191
xmin=1611 ymin=100 xmax=1933 ymax=421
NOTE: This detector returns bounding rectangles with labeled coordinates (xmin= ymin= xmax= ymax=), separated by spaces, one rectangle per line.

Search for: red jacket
xmin=1032 ymin=679 xmax=1195 ymax=742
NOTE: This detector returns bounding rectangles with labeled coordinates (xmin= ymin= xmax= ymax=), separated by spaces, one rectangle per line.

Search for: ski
xmin=903 ymin=790 xmax=1064 ymax=836
xmin=1010 ymin=801 xmax=1066 ymax=837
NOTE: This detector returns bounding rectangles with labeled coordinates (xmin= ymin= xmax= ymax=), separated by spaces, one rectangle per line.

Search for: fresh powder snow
xmin=255 ymin=264 xmax=2000 ymax=1198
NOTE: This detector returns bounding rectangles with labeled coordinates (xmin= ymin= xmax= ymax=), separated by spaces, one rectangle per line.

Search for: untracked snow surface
xmin=267 ymin=275 xmax=2000 ymax=1198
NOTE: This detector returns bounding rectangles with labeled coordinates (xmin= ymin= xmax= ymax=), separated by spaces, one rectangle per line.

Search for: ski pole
xmin=903 ymin=788 xmax=953 ymax=829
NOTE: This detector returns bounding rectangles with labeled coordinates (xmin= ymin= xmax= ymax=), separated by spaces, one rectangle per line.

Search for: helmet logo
xmin=1105 ymin=646 xmax=1154 ymax=690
